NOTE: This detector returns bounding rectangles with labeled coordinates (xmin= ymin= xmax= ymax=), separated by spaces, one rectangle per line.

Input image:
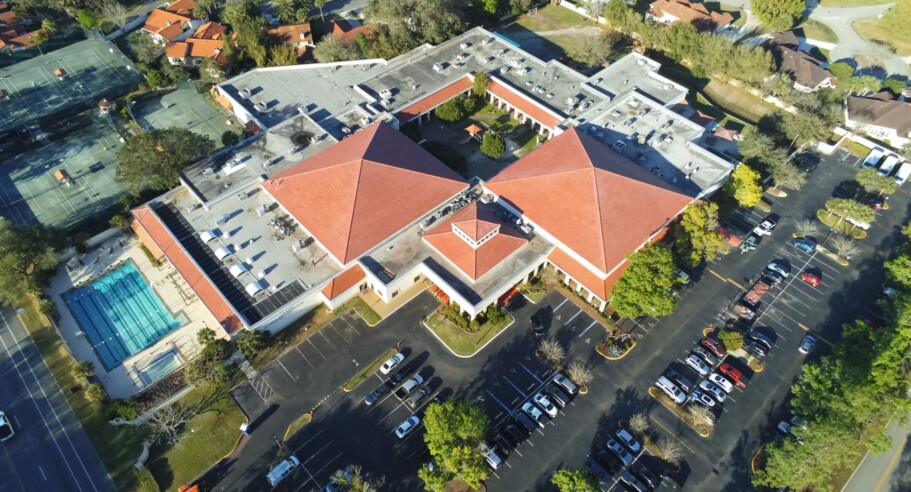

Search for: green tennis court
xmin=133 ymin=88 xmax=234 ymax=144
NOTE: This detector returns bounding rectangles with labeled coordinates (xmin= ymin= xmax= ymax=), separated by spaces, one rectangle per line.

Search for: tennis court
xmin=0 ymin=38 xmax=141 ymax=134
xmin=0 ymin=117 xmax=125 ymax=229
xmin=134 ymin=88 xmax=234 ymax=144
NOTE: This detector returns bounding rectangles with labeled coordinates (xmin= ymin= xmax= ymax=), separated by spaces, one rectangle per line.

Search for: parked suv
xmin=543 ymin=382 xmax=571 ymax=408
xmin=405 ymin=386 xmax=430 ymax=409
xmin=664 ymin=368 xmax=693 ymax=392
xmin=512 ymin=411 xmax=538 ymax=434
xmin=395 ymin=375 xmax=424 ymax=399
xmin=656 ymin=375 xmax=686 ymax=404
xmin=552 ymin=372 xmax=579 ymax=395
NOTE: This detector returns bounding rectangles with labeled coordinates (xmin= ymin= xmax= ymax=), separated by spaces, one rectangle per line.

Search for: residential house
xmin=267 ymin=22 xmax=313 ymax=58
xmin=646 ymin=0 xmax=734 ymax=32
xmin=142 ymin=0 xmax=207 ymax=45
xmin=165 ymin=21 xmax=228 ymax=69
xmin=765 ymin=31 xmax=835 ymax=92
xmin=845 ymin=92 xmax=911 ymax=148
xmin=0 ymin=1 xmax=41 ymax=52
xmin=325 ymin=19 xmax=369 ymax=42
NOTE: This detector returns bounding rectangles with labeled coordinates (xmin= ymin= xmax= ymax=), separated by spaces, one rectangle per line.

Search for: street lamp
xmin=352 ymin=358 xmax=359 ymax=377
xmin=272 ymin=433 xmax=284 ymax=452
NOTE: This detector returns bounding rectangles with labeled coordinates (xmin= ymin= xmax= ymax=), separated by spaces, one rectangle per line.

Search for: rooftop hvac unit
xmin=459 ymin=42 xmax=470 ymax=49
xmin=245 ymin=281 xmax=265 ymax=296
xmin=215 ymin=213 xmax=231 ymax=226
xmin=516 ymin=67 xmax=529 ymax=76
xmin=236 ymin=191 xmax=248 ymax=202
xmin=256 ymin=204 xmax=269 ymax=216
xmin=637 ymin=58 xmax=647 ymax=66
xmin=200 ymin=230 xmax=217 ymax=243
xmin=433 ymin=63 xmax=444 ymax=72
xmin=291 ymin=239 xmax=305 ymax=252
xmin=482 ymin=37 xmax=493 ymax=46
xmin=203 ymin=167 xmax=215 ymax=177
xmin=215 ymin=245 xmax=233 ymax=260
xmin=379 ymin=89 xmax=393 ymax=100
xmin=229 ymin=263 xmax=249 ymax=278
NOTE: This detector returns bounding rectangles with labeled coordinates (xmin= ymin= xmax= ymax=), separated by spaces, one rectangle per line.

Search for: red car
xmin=700 ymin=338 xmax=727 ymax=358
xmin=718 ymin=362 xmax=747 ymax=389
xmin=801 ymin=272 xmax=820 ymax=287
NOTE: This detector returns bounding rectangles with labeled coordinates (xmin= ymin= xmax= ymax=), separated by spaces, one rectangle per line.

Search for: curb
xmin=647 ymin=387 xmax=712 ymax=438
xmin=283 ymin=412 xmax=313 ymax=441
xmin=751 ymin=444 xmax=764 ymax=473
xmin=595 ymin=338 xmax=636 ymax=360
xmin=422 ymin=314 xmax=516 ymax=359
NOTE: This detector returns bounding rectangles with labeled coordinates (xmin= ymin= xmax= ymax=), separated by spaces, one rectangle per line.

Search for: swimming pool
xmin=64 ymin=261 xmax=184 ymax=370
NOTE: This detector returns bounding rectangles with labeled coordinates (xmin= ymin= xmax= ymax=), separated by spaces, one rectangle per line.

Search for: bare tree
xmin=628 ymin=413 xmax=650 ymax=436
xmin=331 ymin=465 xmax=384 ymax=492
xmin=830 ymin=234 xmax=861 ymax=260
xmin=145 ymin=403 xmax=197 ymax=445
xmin=687 ymin=404 xmax=715 ymax=428
xmin=657 ymin=436 xmax=684 ymax=465
xmin=582 ymin=0 xmax=606 ymax=19
xmin=566 ymin=362 xmax=594 ymax=387
xmin=538 ymin=338 xmax=565 ymax=367
xmin=793 ymin=219 xmax=820 ymax=239
xmin=102 ymin=1 xmax=130 ymax=29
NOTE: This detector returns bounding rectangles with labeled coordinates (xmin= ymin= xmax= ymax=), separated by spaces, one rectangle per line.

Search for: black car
xmin=543 ymin=382 xmax=571 ymax=408
xmin=364 ymin=380 xmax=392 ymax=406
xmin=388 ymin=366 xmax=413 ymax=386
xmin=492 ymin=434 xmax=512 ymax=457
xmin=744 ymin=339 xmax=769 ymax=358
xmin=794 ymin=152 xmax=820 ymax=173
xmin=664 ymin=368 xmax=693 ymax=392
xmin=501 ymin=424 xmax=528 ymax=444
xmin=658 ymin=468 xmax=683 ymax=489
xmin=531 ymin=305 xmax=551 ymax=336
xmin=593 ymin=447 xmax=625 ymax=474
xmin=584 ymin=456 xmax=613 ymax=484
xmin=630 ymin=461 xmax=659 ymax=490
xmin=512 ymin=411 xmax=538 ymax=433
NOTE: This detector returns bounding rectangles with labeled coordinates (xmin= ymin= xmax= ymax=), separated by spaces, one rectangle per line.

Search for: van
xmin=512 ymin=411 xmax=538 ymax=434
xmin=265 ymin=455 xmax=300 ymax=487
xmin=879 ymin=154 xmax=900 ymax=177
xmin=895 ymin=162 xmax=911 ymax=186
xmin=655 ymin=376 xmax=686 ymax=404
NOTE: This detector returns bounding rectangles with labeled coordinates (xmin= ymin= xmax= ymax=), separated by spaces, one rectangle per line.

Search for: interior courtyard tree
xmin=673 ymin=201 xmax=725 ymax=267
xmin=116 ymin=128 xmax=215 ymax=195
xmin=480 ymin=132 xmax=505 ymax=158
xmin=420 ymin=398 xmax=490 ymax=491
xmin=472 ymin=71 xmax=490 ymax=97
xmin=610 ymin=244 xmax=679 ymax=319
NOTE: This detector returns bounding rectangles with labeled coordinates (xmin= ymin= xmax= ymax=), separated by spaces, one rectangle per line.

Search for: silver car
xmin=686 ymin=353 xmax=711 ymax=376
xmin=698 ymin=380 xmax=727 ymax=403
xmin=689 ymin=389 xmax=716 ymax=408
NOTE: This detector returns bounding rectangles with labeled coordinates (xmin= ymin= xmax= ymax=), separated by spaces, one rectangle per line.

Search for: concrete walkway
xmin=843 ymin=419 xmax=911 ymax=492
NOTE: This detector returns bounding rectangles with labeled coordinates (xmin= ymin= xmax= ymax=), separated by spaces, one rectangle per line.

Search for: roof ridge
xmin=342 ymin=158 xmax=367 ymax=263
xmin=588 ymin=166 xmax=609 ymax=270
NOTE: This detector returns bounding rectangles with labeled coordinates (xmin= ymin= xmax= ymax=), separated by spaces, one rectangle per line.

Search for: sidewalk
xmin=843 ymin=420 xmax=910 ymax=492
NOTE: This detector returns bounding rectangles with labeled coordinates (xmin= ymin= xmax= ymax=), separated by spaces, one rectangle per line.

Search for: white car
xmin=395 ymin=415 xmax=420 ymax=438
xmin=708 ymin=372 xmax=734 ymax=393
xmin=698 ymin=380 xmax=727 ymax=403
xmin=380 ymin=352 xmax=405 ymax=375
xmin=532 ymin=393 xmax=558 ymax=418
xmin=521 ymin=402 xmax=546 ymax=427
xmin=685 ymin=354 xmax=711 ymax=376
xmin=0 ymin=411 xmax=13 ymax=442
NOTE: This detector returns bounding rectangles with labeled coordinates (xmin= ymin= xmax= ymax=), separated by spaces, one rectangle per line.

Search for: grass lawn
xmin=18 ymin=295 xmax=148 ymax=491
xmin=506 ymin=3 xmax=591 ymax=33
xmin=342 ymin=297 xmax=382 ymax=326
xmin=426 ymin=311 xmax=515 ymax=357
xmin=498 ymin=4 xmax=601 ymax=64
xmin=855 ymin=18 xmax=911 ymax=56
xmin=343 ymin=348 xmax=398 ymax=391
xmin=248 ymin=306 xmax=335 ymax=369
xmin=146 ymin=383 xmax=246 ymax=490
xmin=843 ymin=139 xmax=871 ymax=158
xmin=820 ymin=0 xmax=891 ymax=5
xmin=703 ymin=80 xmax=775 ymax=124
xmin=798 ymin=19 xmax=839 ymax=44
xmin=284 ymin=412 xmax=312 ymax=441
xmin=817 ymin=210 xmax=869 ymax=239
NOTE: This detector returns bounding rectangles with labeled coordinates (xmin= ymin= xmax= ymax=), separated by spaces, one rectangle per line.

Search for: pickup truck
xmin=741 ymin=278 xmax=771 ymax=308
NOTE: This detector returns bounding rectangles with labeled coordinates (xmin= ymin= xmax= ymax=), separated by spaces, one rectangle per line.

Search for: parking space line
xmin=301 ymin=441 xmax=333 ymax=466
xmin=578 ymin=320 xmax=598 ymax=338
xmin=277 ymin=359 xmax=296 ymax=381
xmin=502 ymin=376 xmax=527 ymax=398
xmin=292 ymin=429 xmax=325 ymax=453
xmin=564 ymin=309 xmax=583 ymax=325
xmin=307 ymin=339 xmax=327 ymax=360
xmin=707 ymin=268 xmax=742 ymax=289
xmin=485 ymin=389 xmax=512 ymax=413
xmin=318 ymin=330 xmax=338 ymax=351
xmin=517 ymin=361 xmax=546 ymax=383
xmin=341 ymin=315 xmax=360 ymax=335
xmin=294 ymin=346 xmax=314 ymax=368
xmin=305 ymin=452 xmax=344 ymax=489
xmin=554 ymin=298 xmax=569 ymax=312
xmin=330 ymin=323 xmax=350 ymax=344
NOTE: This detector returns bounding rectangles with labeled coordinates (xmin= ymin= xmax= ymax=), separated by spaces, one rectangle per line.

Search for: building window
xmin=413 ymin=275 xmax=420 ymax=283
xmin=392 ymin=290 xmax=399 ymax=298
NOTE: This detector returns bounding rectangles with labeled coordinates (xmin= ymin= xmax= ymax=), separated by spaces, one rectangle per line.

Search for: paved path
xmin=806 ymin=3 xmax=909 ymax=76
xmin=0 ymin=307 xmax=115 ymax=492
xmin=843 ymin=419 xmax=911 ymax=492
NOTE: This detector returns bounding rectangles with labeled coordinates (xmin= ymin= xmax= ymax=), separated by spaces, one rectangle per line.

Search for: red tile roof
xmin=193 ymin=21 xmax=225 ymax=40
xmin=396 ymin=76 xmax=473 ymax=123
xmin=326 ymin=20 xmax=370 ymax=42
xmin=648 ymin=0 xmax=734 ymax=30
xmin=165 ymin=41 xmax=189 ymax=58
xmin=322 ymin=265 xmax=365 ymax=300
xmin=164 ymin=0 xmax=198 ymax=15
xmin=487 ymin=128 xmax=692 ymax=275
xmin=144 ymin=0 xmax=201 ymax=41
xmin=713 ymin=125 xmax=738 ymax=141
xmin=488 ymin=80 xmax=563 ymax=128
xmin=131 ymin=205 xmax=244 ymax=335
xmin=262 ymin=122 xmax=466 ymax=265
xmin=424 ymin=203 xmax=527 ymax=281
xmin=268 ymin=22 xmax=313 ymax=46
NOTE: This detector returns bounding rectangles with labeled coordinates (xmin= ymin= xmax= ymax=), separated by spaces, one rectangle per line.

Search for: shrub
xmin=72 ymin=360 xmax=95 ymax=380
xmin=235 ymin=329 xmax=267 ymax=359
xmin=106 ymin=398 xmax=139 ymax=420
xmin=85 ymin=383 xmax=106 ymax=403
xmin=221 ymin=131 xmax=241 ymax=147
xmin=136 ymin=467 xmax=160 ymax=492
xmin=38 ymin=299 xmax=56 ymax=318
xmin=435 ymin=98 xmax=466 ymax=122
xmin=75 ymin=232 xmax=90 ymax=254
xmin=719 ymin=330 xmax=744 ymax=351
xmin=480 ymin=132 xmax=506 ymax=159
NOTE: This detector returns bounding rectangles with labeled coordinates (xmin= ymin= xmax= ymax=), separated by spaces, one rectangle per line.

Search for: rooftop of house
xmin=647 ymin=0 xmax=734 ymax=30
xmin=847 ymin=93 xmax=911 ymax=135
xmin=776 ymin=46 xmax=832 ymax=89
xmin=267 ymin=22 xmax=313 ymax=45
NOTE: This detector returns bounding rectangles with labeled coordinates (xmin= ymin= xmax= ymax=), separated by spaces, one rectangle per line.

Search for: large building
xmin=132 ymin=27 xmax=733 ymax=336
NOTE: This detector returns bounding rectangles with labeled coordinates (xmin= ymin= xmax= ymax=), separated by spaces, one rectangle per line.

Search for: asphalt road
xmin=844 ymin=419 xmax=910 ymax=492
xmin=0 ymin=307 xmax=114 ymax=492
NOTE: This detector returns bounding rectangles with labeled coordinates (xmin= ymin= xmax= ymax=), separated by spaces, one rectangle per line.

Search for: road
xmin=844 ymin=419 xmax=911 ymax=492
xmin=0 ymin=307 xmax=114 ymax=492
xmin=806 ymin=3 xmax=909 ymax=76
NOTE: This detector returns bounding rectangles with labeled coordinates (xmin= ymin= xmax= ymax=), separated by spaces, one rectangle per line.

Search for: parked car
xmin=748 ymin=330 xmax=774 ymax=350
xmin=794 ymin=152 xmax=820 ymax=173
xmin=799 ymin=334 xmax=817 ymax=354
xmin=395 ymin=416 xmax=421 ymax=438
xmin=700 ymin=338 xmax=727 ymax=358
xmin=762 ymin=269 xmax=785 ymax=285
xmin=594 ymin=447 xmax=625 ymax=474
xmin=630 ymin=461 xmax=659 ymax=490
xmin=698 ymin=379 xmax=727 ymax=403
xmin=585 ymin=456 xmax=614 ymax=484
xmin=394 ymin=375 xmax=425 ymax=399
xmin=861 ymin=197 xmax=886 ymax=210
xmin=405 ymin=386 xmax=430 ymax=409
xmin=744 ymin=339 xmax=769 ymax=358
xmin=532 ymin=393 xmax=558 ymax=418
xmin=552 ymin=372 xmax=579 ymax=395
xmin=656 ymin=375 xmax=687 ymax=404
xmin=765 ymin=259 xmax=790 ymax=278
xmin=606 ymin=437 xmax=635 ymax=465
xmin=777 ymin=419 xmax=804 ymax=445
xmin=492 ymin=434 xmax=512 ymax=457
xmin=388 ymin=366 xmax=413 ymax=386
xmin=265 ymin=455 xmax=300 ymax=487
xmin=501 ymin=424 xmax=527 ymax=444
xmin=689 ymin=389 xmax=716 ymax=408
xmin=620 ymin=471 xmax=649 ymax=492
xmin=664 ymin=368 xmax=693 ymax=392
xmin=801 ymin=272 xmax=820 ymax=287
xmin=692 ymin=346 xmax=719 ymax=366
xmin=616 ymin=426 xmax=641 ymax=453
xmin=0 ymin=411 xmax=13 ymax=442
xmin=531 ymin=305 xmax=552 ymax=336
xmin=718 ymin=362 xmax=747 ymax=388
xmin=708 ymin=372 xmax=734 ymax=393
xmin=794 ymin=237 xmax=817 ymax=253
xmin=753 ymin=214 xmax=780 ymax=236
xmin=512 ymin=411 xmax=538 ymax=434
xmin=521 ymin=402 xmax=546 ymax=428
xmin=686 ymin=353 xmax=711 ymax=376
xmin=364 ymin=380 xmax=393 ymax=406
xmin=543 ymin=382 xmax=570 ymax=408
xmin=482 ymin=444 xmax=504 ymax=469
xmin=379 ymin=352 xmax=405 ymax=375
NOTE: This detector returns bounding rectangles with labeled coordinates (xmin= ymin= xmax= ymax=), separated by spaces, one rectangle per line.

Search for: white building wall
xmin=252 ymin=287 xmax=326 ymax=334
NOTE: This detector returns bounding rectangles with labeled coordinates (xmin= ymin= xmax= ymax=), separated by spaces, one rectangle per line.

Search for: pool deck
xmin=47 ymin=232 xmax=224 ymax=398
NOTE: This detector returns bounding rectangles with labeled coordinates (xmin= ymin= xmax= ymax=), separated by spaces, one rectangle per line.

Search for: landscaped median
xmin=647 ymin=387 xmax=713 ymax=438
xmin=343 ymin=348 xmax=398 ymax=392
xmin=816 ymin=209 xmax=867 ymax=239
xmin=424 ymin=305 xmax=514 ymax=358
xmin=595 ymin=333 xmax=636 ymax=360
xmin=342 ymin=297 xmax=382 ymax=326
xmin=283 ymin=412 xmax=313 ymax=441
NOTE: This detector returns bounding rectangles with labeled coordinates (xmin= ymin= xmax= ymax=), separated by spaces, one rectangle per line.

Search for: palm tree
xmin=41 ymin=19 xmax=58 ymax=35
xmin=331 ymin=465 xmax=383 ymax=492
xmin=273 ymin=0 xmax=296 ymax=24
xmin=628 ymin=413 xmax=649 ymax=435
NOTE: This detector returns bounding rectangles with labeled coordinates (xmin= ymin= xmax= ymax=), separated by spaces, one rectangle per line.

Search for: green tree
xmin=738 ymin=126 xmax=778 ymax=162
xmin=551 ymin=467 xmax=598 ymax=492
xmin=197 ymin=327 xmax=217 ymax=346
xmin=827 ymin=62 xmax=853 ymax=82
xmin=200 ymin=57 xmax=226 ymax=83
xmin=41 ymin=18 xmax=57 ymax=35
xmin=160 ymin=62 xmax=190 ymax=83
xmin=116 ymin=128 xmax=215 ymax=195
xmin=72 ymin=360 xmax=95 ymax=380
xmin=222 ymin=131 xmax=241 ymax=147
xmin=856 ymin=167 xmax=899 ymax=195
xmin=841 ymin=75 xmax=882 ymax=94
xmin=85 ymin=383 xmax=106 ymax=403
xmin=824 ymin=198 xmax=875 ymax=225
xmin=482 ymin=0 xmax=499 ymax=15
xmin=752 ymin=0 xmax=805 ymax=32
xmin=509 ymin=0 xmax=533 ymax=15
xmin=882 ymin=77 xmax=907 ymax=95
xmin=76 ymin=8 xmax=100 ymax=29
xmin=472 ymin=71 xmax=490 ymax=97
xmin=0 ymin=221 xmax=58 ymax=306
xmin=315 ymin=0 xmax=327 ymax=21
xmin=330 ymin=464 xmax=383 ymax=492
xmin=566 ymin=33 xmax=613 ymax=67
xmin=726 ymin=164 xmax=763 ymax=208
xmin=129 ymin=32 xmax=160 ymax=65
xmin=313 ymin=35 xmax=360 ymax=63
xmin=421 ymin=398 xmax=489 ymax=490
xmin=273 ymin=0 xmax=297 ymax=23
xmin=32 ymin=29 xmax=48 ymax=45
xmin=38 ymin=298 xmax=56 ymax=317
xmin=235 ymin=329 xmax=267 ymax=359
xmin=780 ymin=110 xmax=830 ymax=149
xmin=480 ymin=132 xmax=505 ymax=159
xmin=718 ymin=330 xmax=744 ymax=351
xmin=269 ymin=44 xmax=299 ymax=66
xmin=673 ymin=201 xmax=725 ymax=267
xmin=141 ymin=66 xmax=165 ymax=88
xmin=434 ymin=98 xmax=466 ymax=122
xmin=754 ymin=420 xmax=859 ymax=490
xmin=770 ymin=160 xmax=806 ymax=191
xmin=885 ymin=255 xmax=911 ymax=287
xmin=610 ymin=244 xmax=679 ymax=319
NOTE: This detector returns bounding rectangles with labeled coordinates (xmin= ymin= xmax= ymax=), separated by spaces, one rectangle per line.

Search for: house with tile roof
xmin=267 ymin=22 xmax=314 ymax=56
xmin=165 ymin=21 xmax=228 ymax=69
xmin=646 ymin=0 xmax=734 ymax=32
xmin=142 ymin=0 xmax=207 ymax=44
xmin=845 ymin=93 xmax=911 ymax=148
xmin=764 ymin=32 xmax=835 ymax=93
xmin=325 ymin=19 xmax=370 ymax=43
xmin=0 ymin=1 xmax=41 ymax=52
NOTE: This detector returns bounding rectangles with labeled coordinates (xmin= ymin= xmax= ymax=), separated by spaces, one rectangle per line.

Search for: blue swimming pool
xmin=64 ymin=261 xmax=183 ymax=371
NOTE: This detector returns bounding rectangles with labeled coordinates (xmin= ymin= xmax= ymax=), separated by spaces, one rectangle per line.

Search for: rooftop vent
xmin=482 ymin=37 xmax=494 ymax=46
xmin=433 ymin=63 xmax=444 ymax=72
xmin=459 ymin=42 xmax=470 ymax=49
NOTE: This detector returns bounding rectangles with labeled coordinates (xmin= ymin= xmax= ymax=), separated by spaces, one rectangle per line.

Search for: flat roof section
xmin=584 ymin=54 xmax=687 ymax=106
